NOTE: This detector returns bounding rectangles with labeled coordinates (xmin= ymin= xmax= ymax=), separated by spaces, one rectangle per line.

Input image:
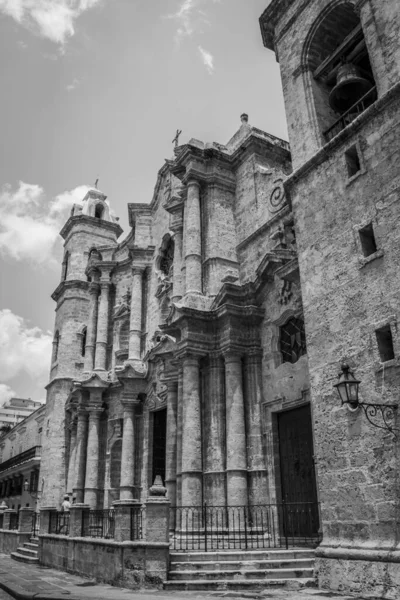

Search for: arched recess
xmin=301 ymin=1 xmax=376 ymax=139
xmin=94 ymin=204 xmax=104 ymax=219
xmin=156 ymin=234 xmax=174 ymax=278
xmin=61 ymin=251 xmax=70 ymax=282
xmin=77 ymin=324 xmax=87 ymax=357
xmin=110 ymin=439 xmax=122 ymax=489
xmin=52 ymin=331 xmax=60 ymax=363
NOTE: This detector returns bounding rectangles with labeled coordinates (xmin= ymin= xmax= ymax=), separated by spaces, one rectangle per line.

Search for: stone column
xmin=184 ymin=180 xmax=202 ymax=295
xmin=94 ymin=281 xmax=111 ymax=371
xmin=119 ymin=399 xmax=138 ymax=501
xmin=128 ymin=267 xmax=144 ymax=361
xmin=165 ymin=381 xmax=178 ymax=510
xmin=204 ymin=354 xmax=226 ymax=506
xmin=181 ymin=354 xmax=202 ymax=506
xmin=66 ymin=417 xmax=78 ymax=495
xmin=39 ymin=507 xmax=57 ymax=535
xmin=113 ymin=500 xmax=140 ymax=542
xmin=224 ymin=351 xmax=248 ymax=506
xmin=176 ymin=366 xmax=183 ymax=508
xmin=84 ymin=395 xmax=103 ymax=508
xmin=73 ymin=407 xmax=88 ymax=504
xmin=84 ymin=282 xmax=100 ymax=371
xmin=244 ymin=351 xmax=269 ymax=505
xmin=171 ymin=227 xmax=183 ymax=302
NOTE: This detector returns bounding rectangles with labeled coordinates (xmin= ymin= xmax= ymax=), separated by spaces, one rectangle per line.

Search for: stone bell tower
xmin=40 ymin=186 xmax=122 ymax=508
xmin=260 ymin=0 xmax=400 ymax=596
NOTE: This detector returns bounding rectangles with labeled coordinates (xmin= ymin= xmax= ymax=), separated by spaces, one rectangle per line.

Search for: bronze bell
xmin=329 ymin=63 xmax=373 ymax=113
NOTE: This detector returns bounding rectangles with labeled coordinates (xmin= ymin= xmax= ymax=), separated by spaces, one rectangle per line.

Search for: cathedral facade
xmin=38 ymin=0 xmax=400 ymax=595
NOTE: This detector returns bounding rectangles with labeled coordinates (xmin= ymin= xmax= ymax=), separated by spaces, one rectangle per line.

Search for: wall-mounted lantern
xmin=334 ymin=364 xmax=399 ymax=437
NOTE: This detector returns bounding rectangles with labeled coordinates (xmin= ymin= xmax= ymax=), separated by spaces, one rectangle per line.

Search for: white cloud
xmin=198 ymin=45 xmax=214 ymax=74
xmin=0 ymin=0 xmax=104 ymax=46
xmin=0 ymin=309 xmax=52 ymax=395
xmin=0 ymin=181 xmax=90 ymax=266
xmin=166 ymin=0 xmax=221 ymax=47
xmin=0 ymin=383 xmax=16 ymax=407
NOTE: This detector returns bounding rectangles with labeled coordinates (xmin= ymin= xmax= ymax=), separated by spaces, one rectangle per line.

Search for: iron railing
xmin=32 ymin=512 xmax=40 ymax=537
xmin=170 ymin=503 xmax=321 ymax=552
xmin=0 ymin=513 xmax=3 ymax=529
xmin=324 ymin=86 xmax=377 ymax=142
xmin=49 ymin=511 xmax=70 ymax=535
xmin=9 ymin=512 xmax=19 ymax=531
xmin=82 ymin=510 xmax=115 ymax=539
xmin=0 ymin=446 xmax=42 ymax=474
xmin=130 ymin=505 xmax=145 ymax=540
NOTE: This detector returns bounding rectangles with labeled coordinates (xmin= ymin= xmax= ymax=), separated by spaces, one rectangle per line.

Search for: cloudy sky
xmin=0 ymin=0 xmax=287 ymax=404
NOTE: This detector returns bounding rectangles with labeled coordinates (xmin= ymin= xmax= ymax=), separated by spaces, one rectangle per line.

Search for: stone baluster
xmin=204 ymin=353 xmax=226 ymax=506
xmin=128 ymin=267 xmax=145 ymax=362
xmin=165 ymin=381 xmax=178 ymax=509
xmin=171 ymin=227 xmax=183 ymax=303
xmin=84 ymin=280 xmax=100 ymax=372
xmin=176 ymin=366 xmax=183 ymax=508
xmin=244 ymin=351 xmax=269 ymax=505
xmin=73 ymin=406 xmax=88 ymax=504
xmin=84 ymin=393 xmax=103 ymax=508
xmin=181 ymin=354 xmax=203 ymax=506
xmin=119 ymin=398 xmax=139 ymax=500
xmin=184 ymin=180 xmax=202 ymax=295
xmin=66 ymin=416 xmax=78 ymax=495
xmin=94 ymin=280 xmax=111 ymax=371
xmin=224 ymin=351 xmax=248 ymax=507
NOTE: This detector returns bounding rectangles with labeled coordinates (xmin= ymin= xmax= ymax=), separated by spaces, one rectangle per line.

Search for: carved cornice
xmin=60 ymin=214 xmax=123 ymax=240
xmin=51 ymin=279 xmax=89 ymax=302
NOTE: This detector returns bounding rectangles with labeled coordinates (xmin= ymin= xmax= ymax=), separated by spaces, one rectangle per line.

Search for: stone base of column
xmin=227 ymin=470 xmax=248 ymax=506
xmin=119 ymin=487 xmax=135 ymax=501
xmin=84 ymin=488 xmax=98 ymax=509
xmin=248 ymin=469 xmax=269 ymax=506
xmin=113 ymin=499 xmax=140 ymax=542
xmin=181 ymin=472 xmax=202 ymax=506
xmin=73 ymin=488 xmax=84 ymax=504
xmin=203 ymin=471 xmax=226 ymax=506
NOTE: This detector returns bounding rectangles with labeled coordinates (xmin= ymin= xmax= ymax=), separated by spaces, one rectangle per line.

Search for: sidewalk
xmin=0 ymin=554 xmax=364 ymax=600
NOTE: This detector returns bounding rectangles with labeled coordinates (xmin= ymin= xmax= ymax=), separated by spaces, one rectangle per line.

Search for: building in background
xmin=0 ymin=403 xmax=45 ymax=510
xmin=0 ymin=398 xmax=43 ymax=434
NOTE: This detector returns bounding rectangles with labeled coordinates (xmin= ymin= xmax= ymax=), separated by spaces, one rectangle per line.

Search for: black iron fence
xmin=9 ymin=512 xmax=19 ymax=531
xmin=130 ymin=505 xmax=145 ymax=540
xmin=324 ymin=86 xmax=377 ymax=142
xmin=82 ymin=510 xmax=115 ymax=539
xmin=49 ymin=511 xmax=70 ymax=535
xmin=32 ymin=512 xmax=40 ymax=537
xmin=170 ymin=502 xmax=321 ymax=552
xmin=0 ymin=513 xmax=3 ymax=529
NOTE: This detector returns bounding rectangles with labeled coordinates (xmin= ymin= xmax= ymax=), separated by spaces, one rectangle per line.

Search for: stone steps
xmin=10 ymin=538 xmax=39 ymax=564
xmin=165 ymin=548 xmax=316 ymax=591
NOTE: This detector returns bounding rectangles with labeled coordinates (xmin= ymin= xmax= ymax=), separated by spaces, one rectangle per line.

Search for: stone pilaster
xmin=165 ymin=380 xmax=178 ymax=510
xmin=204 ymin=353 xmax=226 ymax=506
xmin=19 ymin=507 xmax=35 ymax=533
xmin=128 ymin=267 xmax=144 ymax=362
xmin=171 ymin=227 xmax=183 ymax=302
xmin=84 ymin=394 xmax=103 ymax=508
xmin=184 ymin=180 xmax=202 ymax=295
xmin=39 ymin=507 xmax=57 ymax=535
xmin=84 ymin=281 xmax=100 ymax=371
xmin=119 ymin=399 xmax=139 ymax=501
xmin=224 ymin=351 xmax=248 ymax=507
xmin=181 ymin=354 xmax=202 ymax=506
xmin=244 ymin=351 xmax=269 ymax=505
xmin=66 ymin=417 xmax=78 ymax=495
xmin=176 ymin=366 xmax=183 ymax=508
xmin=73 ymin=406 xmax=88 ymax=504
xmin=94 ymin=281 xmax=111 ymax=371
xmin=113 ymin=499 xmax=140 ymax=542
xmin=69 ymin=504 xmax=90 ymax=538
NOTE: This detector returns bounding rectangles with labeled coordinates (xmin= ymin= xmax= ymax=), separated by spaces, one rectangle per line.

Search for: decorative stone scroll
xmin=269 ymin=178 xmax=286 ymax=213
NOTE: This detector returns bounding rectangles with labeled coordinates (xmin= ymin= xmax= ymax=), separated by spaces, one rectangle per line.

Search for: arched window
xmin=305 ymin=3 xmax=376 ymax=141
xmin=280 ymin=317 xmax=307 ymax=364
xmin=61 ymin=251 xmax=69 ymax=282
xmin=81 ymin=327 xmax=87 ymax=357
xmin=94 ymin=204 xmax=104 ymax=219
xmin=160 ymin=237 xmax=174 ymax=277
xmin=52 ymin=331 xmax=60 ymax=363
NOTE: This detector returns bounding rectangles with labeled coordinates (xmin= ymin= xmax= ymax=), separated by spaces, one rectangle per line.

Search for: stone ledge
xmin=316 ymin=545 xmax=400 ymax=563
xmin=39 ymin=534 xmax=169 ymax=548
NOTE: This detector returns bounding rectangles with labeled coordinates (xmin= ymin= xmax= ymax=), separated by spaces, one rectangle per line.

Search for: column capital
xmin=121 ymin=398 xmax=140 ymax=412
xmin=181 ymin=352 xmax=201 ymax=367
xmin=223 ymin=350 xmax=243 ymax=364
xmin=186 ymin=178 xmax=201 ymax=190
xmin=165 ymin=379 xmax=178 ymax=393
xmin=209 ymin=352 xmax=224 ymax=368
xmin=77 ymin=405 xmax=88 ymax=418
xmin=86 ymin=404 xmax=103 ymax=417
xmin=89 ymin=282 xmax=100 ymax=296
xmin=99 ymin=280 xmax=111 ymax=290
xmin=245 ymin=348 xmax=263 ymax=363
xmin=131 ymin=265 xmax=146 ymax=276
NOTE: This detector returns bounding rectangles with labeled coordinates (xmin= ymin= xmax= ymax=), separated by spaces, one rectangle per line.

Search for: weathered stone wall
xmin=39 ymin=535 xmax=168 ymax=588
xmin=0 ymin=531 xmax=30 ymax=554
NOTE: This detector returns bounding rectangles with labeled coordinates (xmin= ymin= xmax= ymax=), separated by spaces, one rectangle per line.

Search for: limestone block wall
xmin=63 ymin=224 xmax=118 ymax=281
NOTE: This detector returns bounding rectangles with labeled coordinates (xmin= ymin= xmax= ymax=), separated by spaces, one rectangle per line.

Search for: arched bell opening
xmin=94 ymin=203 xmax=104 ymax=219
xmin=304 ymin=1 xmax=377 ymax=141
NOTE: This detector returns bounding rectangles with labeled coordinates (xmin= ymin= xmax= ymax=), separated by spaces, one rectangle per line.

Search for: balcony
xmin=324 ymin=87 xmax=377 ymax=142
xmin=0 ymin=446 xmax=42 ymax=474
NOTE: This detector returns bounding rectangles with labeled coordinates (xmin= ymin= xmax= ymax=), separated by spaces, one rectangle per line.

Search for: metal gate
xmin=170 ymin=503 xmax=321 ymax=551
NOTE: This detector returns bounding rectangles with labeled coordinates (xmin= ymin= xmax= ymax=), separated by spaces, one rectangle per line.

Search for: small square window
xmin=359 ymin=223 xmax=377 ymax=257
xmin=345 ymin=145 xmax=361 ymax=178
xmin=375 ymin=325 xmax=395 ymax=362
